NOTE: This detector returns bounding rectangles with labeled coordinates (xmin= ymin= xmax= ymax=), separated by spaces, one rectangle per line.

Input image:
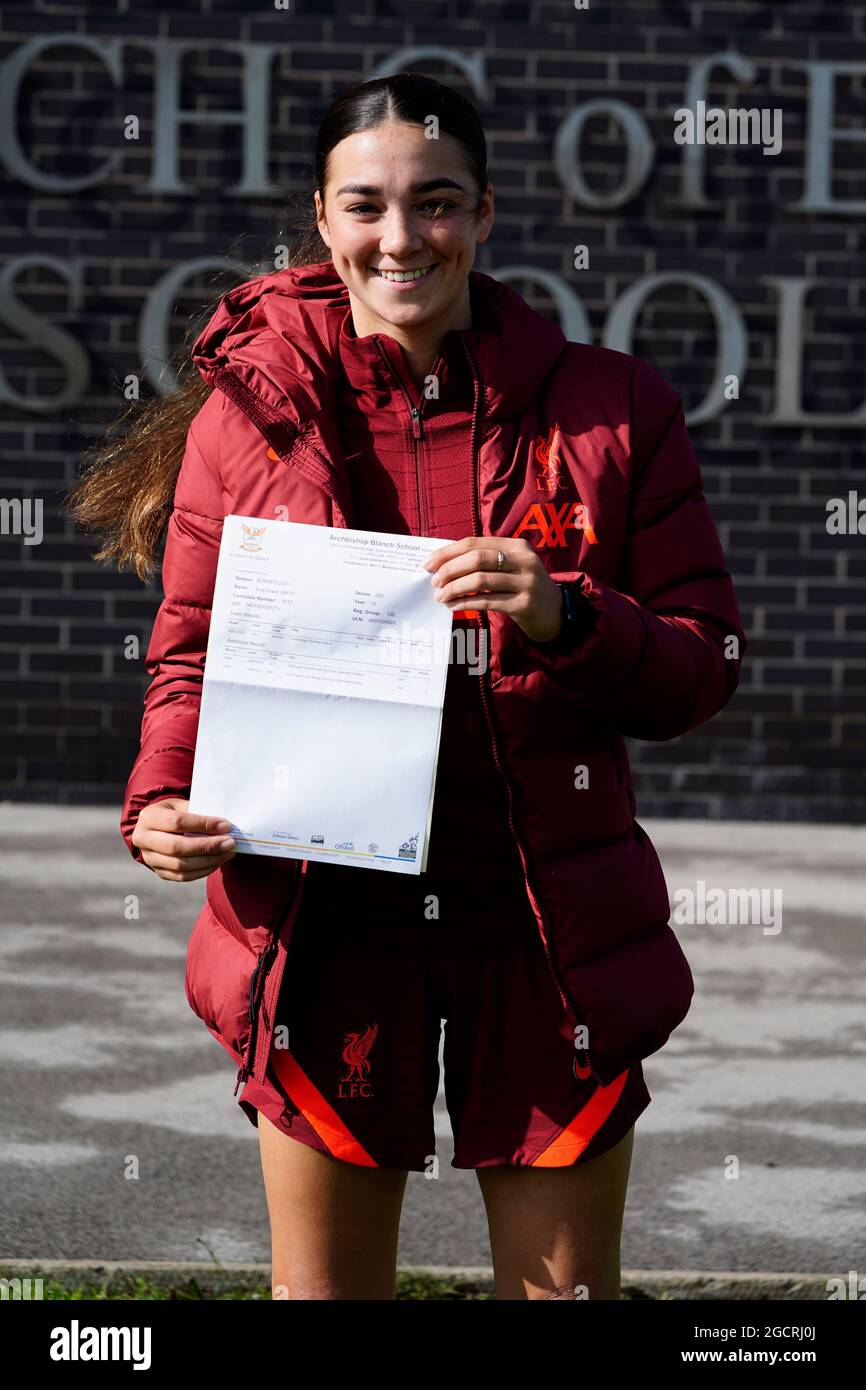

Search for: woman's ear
xmin=314 ymin=190 xmax=331 ymax=250
xmin=476 ymin=182 xmax=495 ymax=245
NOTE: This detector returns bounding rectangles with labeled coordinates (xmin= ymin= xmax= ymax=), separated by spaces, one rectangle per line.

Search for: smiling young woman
xmin=68 ymin=72 xmax=747 ymax=1301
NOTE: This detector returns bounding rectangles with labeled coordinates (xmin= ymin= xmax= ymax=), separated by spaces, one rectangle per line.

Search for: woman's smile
xmin=371 ymin=263 xmax=438 ymax=286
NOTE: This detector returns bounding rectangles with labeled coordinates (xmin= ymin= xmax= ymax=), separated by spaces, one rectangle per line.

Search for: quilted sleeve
xmin=507 ymin=357 xmax=748 ymax=741
xmin=120 ymin=388 xmax=226 ymax=860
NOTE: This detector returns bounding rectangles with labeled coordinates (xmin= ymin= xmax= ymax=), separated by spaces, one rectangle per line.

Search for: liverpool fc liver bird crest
xmin=339 ymin=1023 xmax=379 ymax=1084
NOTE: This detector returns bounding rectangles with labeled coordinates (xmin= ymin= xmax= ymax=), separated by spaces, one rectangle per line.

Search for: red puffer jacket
xmin=120 ymin=260 xmax=747 ymax=1093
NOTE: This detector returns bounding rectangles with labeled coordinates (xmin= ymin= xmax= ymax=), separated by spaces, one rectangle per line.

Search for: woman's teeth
xmin=374 ymin=265 xmax=435 ymax=282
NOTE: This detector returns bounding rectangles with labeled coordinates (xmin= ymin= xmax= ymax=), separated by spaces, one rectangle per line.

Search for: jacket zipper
xmin=459 ymin=334 xmax=604 ymax=1088
xmin=232 ymin=877 xmax=301 ymax=1097
xmin=234 ymin=941 xmax=275 ymax=1097
xmin=411 ymin=405 xmax=426 ymax=534
xmin=375 ymin=340 xmax=429 ymax=534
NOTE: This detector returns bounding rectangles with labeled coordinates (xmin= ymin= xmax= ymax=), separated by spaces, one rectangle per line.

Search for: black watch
xmin=558 ymin=581 xmax=581 ymax=636
xmin=532 ymin=581 xmax=588 ymax=651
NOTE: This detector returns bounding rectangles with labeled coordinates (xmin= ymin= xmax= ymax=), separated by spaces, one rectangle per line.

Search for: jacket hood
xmin=191 ymin=260 xmax=568 ymax=426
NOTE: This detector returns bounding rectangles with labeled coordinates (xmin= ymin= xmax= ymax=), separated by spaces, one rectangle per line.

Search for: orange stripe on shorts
xmin=269 ymin=1047 xmax=378 ymax=1167
xmin=531 ymin=1069 xmax=629 ymax=1167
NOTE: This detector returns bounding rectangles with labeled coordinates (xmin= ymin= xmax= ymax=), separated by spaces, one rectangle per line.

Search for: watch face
xmin=556 ymin=582 xmax=585 ymax=647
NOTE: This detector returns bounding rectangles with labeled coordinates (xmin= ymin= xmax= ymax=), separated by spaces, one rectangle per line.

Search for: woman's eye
xmin=344 ymin=200 xmax=457 ymax=217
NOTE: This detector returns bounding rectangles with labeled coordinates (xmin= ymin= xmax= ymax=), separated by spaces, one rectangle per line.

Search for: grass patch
xmin=10 ymin=1272 xmax=495 ymax=1301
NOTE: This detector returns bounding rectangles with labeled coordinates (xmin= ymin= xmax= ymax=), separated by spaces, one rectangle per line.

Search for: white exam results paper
xmin=188 ymin=516 xmax=455 ymax=873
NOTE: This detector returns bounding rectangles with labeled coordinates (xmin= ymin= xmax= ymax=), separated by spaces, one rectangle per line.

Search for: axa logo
xmin=337 ymin=1022 xmax=378 ymax=1099
xmin=513 ymin=500 xmax=598 ymax=548
xmin=514 ymin=423 xmax=598 ymax=547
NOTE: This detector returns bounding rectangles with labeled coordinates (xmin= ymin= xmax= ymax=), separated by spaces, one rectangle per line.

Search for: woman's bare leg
xmin=258 ymin=1111 xmax=408 ymax=1300
xmin=476 ymin=1125 xmax=636 ymax=1300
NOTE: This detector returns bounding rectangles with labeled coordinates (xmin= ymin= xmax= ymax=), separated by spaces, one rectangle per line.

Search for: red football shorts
xmin=237 ymin=865 xmax=651 ymax=1171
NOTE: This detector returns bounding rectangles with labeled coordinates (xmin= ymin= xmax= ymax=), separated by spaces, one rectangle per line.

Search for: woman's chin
xmin=357 ymin=297 xmax=443 ymax=332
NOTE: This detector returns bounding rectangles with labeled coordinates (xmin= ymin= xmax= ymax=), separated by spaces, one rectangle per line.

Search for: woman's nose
xmin=377 ymin=208 xmax=425 ymax=256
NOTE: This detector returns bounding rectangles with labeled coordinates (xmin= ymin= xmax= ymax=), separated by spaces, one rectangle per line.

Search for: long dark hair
xmin=66 ymin=72 xmax=488 ymax=579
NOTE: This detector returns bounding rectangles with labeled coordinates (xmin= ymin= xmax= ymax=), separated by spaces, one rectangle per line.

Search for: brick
xmin=0 ymin=0 xmax=861 ymax=820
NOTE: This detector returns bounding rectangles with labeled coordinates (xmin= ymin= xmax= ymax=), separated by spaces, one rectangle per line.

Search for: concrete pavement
xmin=1 ymin=805 xmax=864 ymax=1278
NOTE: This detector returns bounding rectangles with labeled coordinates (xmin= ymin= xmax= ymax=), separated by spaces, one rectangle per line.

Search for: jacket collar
xmin=337 ymin=296 xmax=474 ymax=407
xmin=192 ymin=260 xmax=567 ymax=426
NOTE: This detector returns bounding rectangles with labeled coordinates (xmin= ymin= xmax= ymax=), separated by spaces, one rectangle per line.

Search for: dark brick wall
xmin=1 ymin=1 xmax=864 ymax=821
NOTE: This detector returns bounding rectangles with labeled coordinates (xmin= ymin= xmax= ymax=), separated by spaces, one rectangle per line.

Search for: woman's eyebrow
xmin=334 ymin=178 xmax=467 ymax=197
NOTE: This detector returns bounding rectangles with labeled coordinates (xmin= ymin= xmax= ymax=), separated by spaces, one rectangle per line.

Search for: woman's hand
xmin=423 ymin=536 xmax=563 ymax=642
xmin=132 ymin=798 xmax=237 ymax=882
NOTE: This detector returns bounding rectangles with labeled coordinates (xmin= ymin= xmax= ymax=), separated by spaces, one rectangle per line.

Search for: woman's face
xmin=315 ymin=120 xmax=494 ymax=341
